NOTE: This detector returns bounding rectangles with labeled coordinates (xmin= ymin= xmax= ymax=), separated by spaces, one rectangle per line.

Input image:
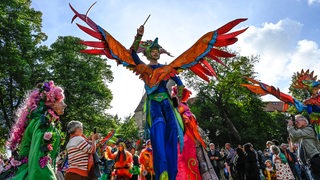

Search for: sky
xmin=30 ymin=0 xmax=320 ymax=118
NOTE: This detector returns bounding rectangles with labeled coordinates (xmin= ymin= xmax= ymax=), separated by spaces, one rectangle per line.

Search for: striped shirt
xmin=66 ymin=136 xmax=95 ymax=177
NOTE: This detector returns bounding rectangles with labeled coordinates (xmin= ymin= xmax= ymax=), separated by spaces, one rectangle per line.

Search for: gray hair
xmin=266 ymin=141 xmax=274 ymax=145
xmin=67 ymin=121 xmax=83 ymax=134
xmin=270 ymin=145 xmax=280 ymax=155
xmin=295 ymin=114 xmax=309 ymax=125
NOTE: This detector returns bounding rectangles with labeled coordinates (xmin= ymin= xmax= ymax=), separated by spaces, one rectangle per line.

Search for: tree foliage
xmin=0 ymin=0 xmax=48 ymax=141
xmin=116 ymin=116 xmax=139 ymax=141
xmin=0 ymin=0 xmax=116 ymax=148
xmin=48 ymin=36 xmax=114 ymax=135
xmin=183 ymin=51 xmax=288 ymax=149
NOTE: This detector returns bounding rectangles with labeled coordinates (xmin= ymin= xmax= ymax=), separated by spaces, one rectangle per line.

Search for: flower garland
xmin=38 ymin=116 xmax=59 ymax=168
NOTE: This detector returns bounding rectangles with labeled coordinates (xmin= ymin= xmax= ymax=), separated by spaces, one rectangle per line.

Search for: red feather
xmin=190 ymin=65 xmax=210 ymax=82
xmin=206 ymin=52 xmax=227 ymax=67
xmin=217 ymin=18 xmax=248 ymax=35
xmin=209 ymin=48 xmax=235 ymax=58
xmin=193 ymin=63 xmax=214 ymax=76
xmin=81 ymin=41 xmax=105 ymax=48
xmin=200 ymin=59 xmax=217 ymax=77
xmin=97 ymin=130 xmax=115 ymax=148
xmin=217 ymin=27 xmax=248 ymax=40
xmin=69 ymin=3 xmax=98 ymax=31
xmin=214 ymin=38 xmax=238 ymax=47
xmin=80 ymin=49 xmax=105 ymax=55
xmin=76 ymin=23 xmax=102 ymax=40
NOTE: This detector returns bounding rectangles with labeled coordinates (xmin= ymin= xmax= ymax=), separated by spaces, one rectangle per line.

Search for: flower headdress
xmin=7 ymin=81 xmax=64 ymax=150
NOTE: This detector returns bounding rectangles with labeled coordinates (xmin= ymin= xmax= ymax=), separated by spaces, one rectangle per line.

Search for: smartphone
xmin=94 ymin=127 xmax=97 ymax=134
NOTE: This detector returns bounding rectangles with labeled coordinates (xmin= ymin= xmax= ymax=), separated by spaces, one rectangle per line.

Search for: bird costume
xmin=241 ymin=70 xmax=320 ymax=139
xmin=69 ymin=3 xmax=247 ymax=179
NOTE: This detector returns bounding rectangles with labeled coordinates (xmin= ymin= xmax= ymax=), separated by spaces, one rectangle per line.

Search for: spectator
xmin=208 ymin=143 xmax=223 ymax=179
xmin=263 ymin=160 xmax=277 ymax=180
xmin=265 ymin=141 xmax=274 ymax=154
xmin=270 ymin=145 xmax=295 ymax=179
xmin=287 ymin=114 xmax=320 ymax=179
xmin=244 ymin=143 xmax=259 ymax=180
xmin=130 ymin=147 xmax=140 ymax=180
xmin=280 ymin=143 xmax=301 ymax=179
xmin=65 ymin=121 xmax=99 ymax=180
xmin=233 ymin=147 xmax=245 ymax=180
xmin=224 ymin=143 xmax=236 ymax=178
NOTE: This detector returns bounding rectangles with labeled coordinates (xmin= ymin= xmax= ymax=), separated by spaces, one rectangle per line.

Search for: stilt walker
xmin=69 ymin=3 xmax=247 ymax=179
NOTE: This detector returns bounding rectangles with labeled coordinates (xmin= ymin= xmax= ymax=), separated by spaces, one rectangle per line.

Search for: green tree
xmin=49 ymin=36 xmax=114 ymax=135
xmin=0 ymin=0 xmax=48 ymax=141
xmin=116 ymin=116 xmax=139 ymax=141
xmin=183 ymin=52 xmax=288 ymax=148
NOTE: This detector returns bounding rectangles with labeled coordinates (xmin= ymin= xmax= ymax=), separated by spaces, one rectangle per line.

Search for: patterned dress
xmin=273 ymin=153 xmax=295 ymax=180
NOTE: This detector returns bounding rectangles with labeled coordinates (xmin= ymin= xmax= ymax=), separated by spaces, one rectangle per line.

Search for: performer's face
xmin=150 ymin=49 xmax=160 ymax=60
xmin=53 ymin=100 xmax=67 ymax=115
xmin=118 ymin=145 xmax=124 ymax=151
xmin=131 ymin=148 xmax=135 ymax=155
xmin=147 ymin=142 xmax=152 ymax=148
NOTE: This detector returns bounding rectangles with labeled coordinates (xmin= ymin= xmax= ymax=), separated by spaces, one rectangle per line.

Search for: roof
xmin=264 ymin=101 xmax=285 ymax=112
xmin=134 ymin=93 xmax=147 ymax=112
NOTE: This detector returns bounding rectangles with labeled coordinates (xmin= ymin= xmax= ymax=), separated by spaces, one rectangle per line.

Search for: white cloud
xmin=238 ymin=18 xmax=320 ymax=100
xmin=308 ymin=0 xmax=320 ymax=5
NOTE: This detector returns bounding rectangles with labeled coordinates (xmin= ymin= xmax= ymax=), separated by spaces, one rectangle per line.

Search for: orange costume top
xmin=106 ymin=146 xmax=133 ymax=177
xmin=139 ymin=148 xmax=154 ymax=179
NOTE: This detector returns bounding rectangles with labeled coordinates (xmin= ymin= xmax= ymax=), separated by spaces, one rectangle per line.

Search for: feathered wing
xmin=146 ymin=18 xmax=248 ymax=87
xmin=171 ymin=19 xmax=248 ymax=77
xmin=241 ymin=77 xmax=294 ymax=111
xmin=69 ymin=4 xmax=151 ymax=77
xmin=70 ymin=4 xmax=247 ymax=88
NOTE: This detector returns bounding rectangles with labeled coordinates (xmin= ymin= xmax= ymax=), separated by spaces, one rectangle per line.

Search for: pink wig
xmin=7 ymin=81 xmax=64 ymax=150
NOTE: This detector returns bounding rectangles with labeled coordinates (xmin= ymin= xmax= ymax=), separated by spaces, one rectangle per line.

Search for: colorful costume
xmin=172 ymin=87 xmax=218 ymax=180
xmin=106 ymin=144 xmax=133 ymax=179
xmin=3 ymin=81 xmax=64 ymax=180
xmin=241 ymin=70 xmax=320 ymax=138
xmin=139 ymin=147 xmax=155 ymax=180
xmin=129 ymin=150 xmax=140 ymax=180
xmin=69 ymin=3 xmax=247 ymax=179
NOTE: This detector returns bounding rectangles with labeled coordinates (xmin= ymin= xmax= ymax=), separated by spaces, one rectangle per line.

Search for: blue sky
xmin=31 ymin=0 xmax=320 ymax=118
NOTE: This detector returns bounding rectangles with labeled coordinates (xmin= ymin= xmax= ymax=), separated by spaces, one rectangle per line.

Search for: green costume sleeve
xmin=13 ymin=116 xmax=61 ymax=180
xmin=131 ymin=34 xmax=142 ymax=51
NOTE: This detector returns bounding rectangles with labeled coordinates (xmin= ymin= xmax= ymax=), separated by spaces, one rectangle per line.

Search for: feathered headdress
xmin=137 ymin=38 xmax=173 ymax=59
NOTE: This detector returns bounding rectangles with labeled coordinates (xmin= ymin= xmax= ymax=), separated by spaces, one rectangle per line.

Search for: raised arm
xmin=105 ymin=146 xmax=118 ymax=160
xmin=130 ymin=25 xmax=144 ymax=51
xmin=287 ymin=125 xmax=315 ymax=140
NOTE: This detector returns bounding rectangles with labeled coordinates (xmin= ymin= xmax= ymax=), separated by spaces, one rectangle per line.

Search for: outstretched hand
xmin=137 ymin=25 xmax=144 ymax=36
